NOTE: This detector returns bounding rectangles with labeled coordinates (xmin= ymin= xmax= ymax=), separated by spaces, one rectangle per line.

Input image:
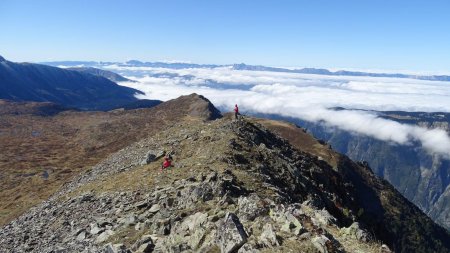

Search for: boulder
xmin=140 ymin=150 xmax=164 ymax=165
xmin=189 ymin=228 xmax=207 ymax=249
xmin=90 ymin=223 xmax=104 ymax=235
xmin=217 ymin=213 xmax=248 ymax=253
xmin=238 ymin=241 xmax=261 ymax=253
xmin=259 ymin=223 xmax=279 ymax=247
xmin=131 ymin=234 xmax=154 ymax=251
xmin=311 ymin=235 xmax=330 ymax=253
xmin=104 ymin=243 xmax=129 ymax=253
xmin=270 ymin=207 xmax=303 ymax=235
xmin=76 ymin=231 xmax=86 ymax=241
xmin=148 ymin=204 xmax=161 ymax=213
xmin=237 ymin=194 xmax=268 ymax=221
xmin=134 ymin=200 xmax=149 ymax=209
xmin=340 ymin=222 xmax=371 ymax=242
xmin=136 ymin=243 xmax=154 ymax=253
xmin=95 ymin=217 xmax=113 ymax=227
xmin=169 ymin=212 xmax=209 ymax=249
xmin=96 ymin=230 xmax=115 ymax=243
xmin=312 ymin=209 xmax=336 ymax=227
xmin=118 ymin=214 xmax=137 ymax=227
xmin=181 ymin=212 xmax=208 ymax=232
xmin=281 ymin=213 xmax=303 ymax=235
xmin=135 ymin=222 xmax=144 ymax=231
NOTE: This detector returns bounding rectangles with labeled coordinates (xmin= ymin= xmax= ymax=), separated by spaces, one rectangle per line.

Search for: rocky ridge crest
xmin=1 ymin=101 xmax=449 ymax=252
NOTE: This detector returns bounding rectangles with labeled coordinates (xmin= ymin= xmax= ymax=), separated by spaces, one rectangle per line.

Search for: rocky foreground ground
xmin=1 ymin=116 xmax=388 ymax=253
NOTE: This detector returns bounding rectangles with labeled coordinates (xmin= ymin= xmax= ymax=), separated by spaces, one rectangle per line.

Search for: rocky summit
xmin=0 ymin=95 xmax=449 ymax=253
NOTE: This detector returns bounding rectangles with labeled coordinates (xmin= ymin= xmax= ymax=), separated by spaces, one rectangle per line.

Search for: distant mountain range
xmin=67 ymin=67 xmax=135 ymax=83
xmin=42 ymin=60 xmax=450 ymax=82
xmin=0 ymin=56 xmax=150 ymax=111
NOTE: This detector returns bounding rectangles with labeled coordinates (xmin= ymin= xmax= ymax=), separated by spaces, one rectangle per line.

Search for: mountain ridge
xmin=0 ymin=94 xmax=449 ymax=253
xmin=41 ymin=60 xmax=450 ymax=82
xmin=0 ymin=57 xmax=144 ymax=111
xmin=68 ymin=67 xmax=136 ymax=83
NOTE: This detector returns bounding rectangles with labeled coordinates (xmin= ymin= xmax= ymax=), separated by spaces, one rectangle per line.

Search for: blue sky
xmin=1 ymin=0 xmax=449 ymax=71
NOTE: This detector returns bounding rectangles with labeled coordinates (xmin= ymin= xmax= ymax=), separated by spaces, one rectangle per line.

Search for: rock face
xmin=217 ymin=213 xmax=248 ymax=253
xmin=0 ymin=115 xmax=449 ymax=252
xmin=289 ymin=112 xmax=450 ymax=231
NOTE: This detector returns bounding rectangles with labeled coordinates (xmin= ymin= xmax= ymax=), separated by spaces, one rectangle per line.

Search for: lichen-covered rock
xmin=217 ymin=213 xmax=248 ymax=253
xmin=340 ymin=222 xmax=371 ymax=242
xmin=148 ymin=204 xmax=161 ymax=213
xmin=131 ymin=234 xmax=154 ymax=252
xmin=237 ymin=194 xmax=269 ymax=221
xmin=104 ymin=243 xmax=129 ymax=253
xmin=96 ymin=229 xmax=115 ymax=243
xmin=135 ymin=243 xmax=154 ymax=253
xmin=259 ymin=223 xmax=279 ymax=247
xmin=311 ymin=235 xmax=330 ymax=253
xmin=270 ymin=206 xmax=304 ymax=236
xmin=312 ymin=208 xmax=336 ymax=227
xmin=118 ymin=214 xmax=137 ymax=227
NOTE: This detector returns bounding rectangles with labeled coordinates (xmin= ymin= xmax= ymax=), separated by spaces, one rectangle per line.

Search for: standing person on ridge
xmin=234 ymin=104 xmax=239 ymax=120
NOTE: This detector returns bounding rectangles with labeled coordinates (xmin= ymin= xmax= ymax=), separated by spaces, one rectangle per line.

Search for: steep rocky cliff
xmin=287 ymin=112 xmax=450 ymax=231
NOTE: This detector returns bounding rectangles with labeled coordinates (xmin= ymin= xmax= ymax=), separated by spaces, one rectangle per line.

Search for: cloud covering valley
xmin=106 ymin=65 xmax=450 ymax=157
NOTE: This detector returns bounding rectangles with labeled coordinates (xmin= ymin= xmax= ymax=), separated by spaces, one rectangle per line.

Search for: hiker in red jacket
xmin=161 ymin=155 xmax=172 ymax=172
xmin=234 ymin=104 xmax=239 ymax=120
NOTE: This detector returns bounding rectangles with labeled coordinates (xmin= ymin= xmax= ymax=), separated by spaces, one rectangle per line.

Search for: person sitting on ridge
xmin=161 ymin=154 xmax=172 ymax=172
xmin=234 ymin=104 xmax=240 ymax=120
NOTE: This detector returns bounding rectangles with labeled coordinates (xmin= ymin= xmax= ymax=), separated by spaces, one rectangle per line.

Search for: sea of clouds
xmin=105 ymin=65 xmax=450 ymax=157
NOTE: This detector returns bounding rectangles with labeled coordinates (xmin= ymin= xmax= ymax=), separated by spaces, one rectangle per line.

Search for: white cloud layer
xmin=109 ymin=65 xmax=450 ymax=157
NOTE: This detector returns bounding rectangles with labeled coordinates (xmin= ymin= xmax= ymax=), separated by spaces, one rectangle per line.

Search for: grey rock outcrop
xmin=140 ymin=150 xmax=165 ymax=165
xmin=217 ymin=213 xmax=248 ymax=253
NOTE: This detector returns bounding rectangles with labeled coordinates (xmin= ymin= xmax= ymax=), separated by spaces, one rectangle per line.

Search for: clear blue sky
xmin=1 ymin=0 xmax=449 ymax=72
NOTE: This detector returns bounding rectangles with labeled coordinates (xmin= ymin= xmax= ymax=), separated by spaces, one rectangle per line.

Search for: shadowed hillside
xmin=0 ymin=56 xmax=143 ymax=110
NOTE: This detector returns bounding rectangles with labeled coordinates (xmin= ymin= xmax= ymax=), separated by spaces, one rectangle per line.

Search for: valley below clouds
xmin=107 ymin=65 xmax=450 ymax=157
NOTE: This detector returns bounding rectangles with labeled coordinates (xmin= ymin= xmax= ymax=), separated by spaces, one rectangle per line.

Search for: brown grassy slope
xmin=251 ymin=116 xmax=340 ymax=168
xmin=0 ymin=94 xmax=219 ymax=226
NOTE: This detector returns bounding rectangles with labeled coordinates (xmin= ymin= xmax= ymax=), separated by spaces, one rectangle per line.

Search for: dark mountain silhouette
xmin=0 ymin=56 xmax=144 ymax=111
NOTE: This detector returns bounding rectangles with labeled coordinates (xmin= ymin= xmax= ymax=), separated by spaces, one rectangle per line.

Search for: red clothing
xmin=163 ymin=158 xmax=171 ymax=168
xmin=234 ymin=105 xmax=239 ymax=113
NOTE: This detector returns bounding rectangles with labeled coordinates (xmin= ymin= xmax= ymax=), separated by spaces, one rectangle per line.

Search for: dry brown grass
xmin=252 ymin=117 xmax=340 ymax=168
xmin=0 ymin=95 xmax=217 ymax=226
